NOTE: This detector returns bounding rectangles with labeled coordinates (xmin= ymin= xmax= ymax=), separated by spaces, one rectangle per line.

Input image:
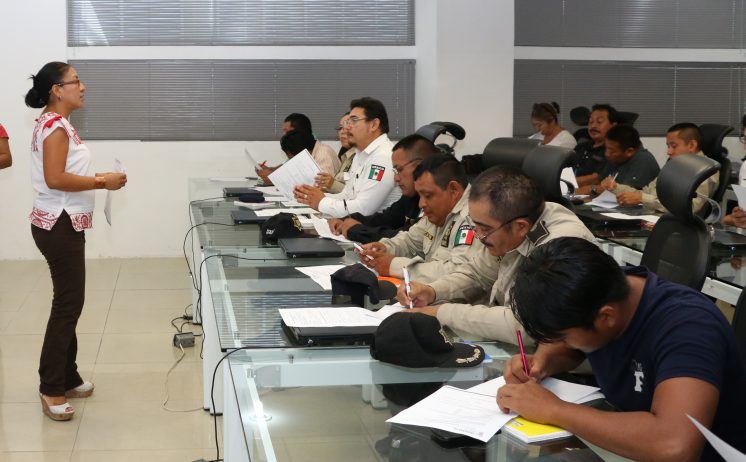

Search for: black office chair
xmin=522 ymin=145 xmax=577 ymax=209
xmin=482 ymin=137 xmax=540 ymax=170
xmin=415 ymin=121 xmax=466 ymax=156
xmin=733 ymin=290 xmax=746 ymax=369
xmin=617 ymin=111 xmax=639 ymax=126
xmin=699 ymin=123 xmax=734 ymax=204
xmin=640 ymin=154 xmax=721 ymax=290
xmin=570 ymin=106 xmax=591 ymax=143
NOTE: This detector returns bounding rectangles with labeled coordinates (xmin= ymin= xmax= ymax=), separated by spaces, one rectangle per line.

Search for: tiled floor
xmin=0 ymin=258 xmax=219 ymax=461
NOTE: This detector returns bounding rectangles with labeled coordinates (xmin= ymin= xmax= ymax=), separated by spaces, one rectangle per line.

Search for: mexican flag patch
xmin=368 ymin=164 xmax=385 ymax=181
xmin=454 ymin=224 xmax=475 ymax=246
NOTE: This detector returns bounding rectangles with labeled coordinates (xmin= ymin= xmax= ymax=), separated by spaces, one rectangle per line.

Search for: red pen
xmin=516 ymin=330 xmax=530 ymax=376
xmin=258 ymin=161 xmax=268 ymax=169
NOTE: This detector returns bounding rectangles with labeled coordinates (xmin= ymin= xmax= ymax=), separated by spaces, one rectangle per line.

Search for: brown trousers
xmin=31 ymin=211 xmax=85 ymax=396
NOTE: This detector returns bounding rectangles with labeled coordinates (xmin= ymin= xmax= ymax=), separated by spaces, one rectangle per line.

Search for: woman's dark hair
xmin=25 ymin=61 xmax=70 ymax=109
xmin=280 ymin=129 xmax=315 ymax=156
xmin=531 ymin=102 xmax=560 ymax=123
xmin=509 ymin=237 xmax=630 ymax=343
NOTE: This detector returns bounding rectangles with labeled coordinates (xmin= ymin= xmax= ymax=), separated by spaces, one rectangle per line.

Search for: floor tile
xmin=70 ymin=449 xmax=216 ymax=462
xmin=0 ymin=311 xmax=17 ymax=332
xmin=109 ymin=289 xmax=193 ymax=312
xmin=0 ymin=402 xmax=83 ymax=452
xmin=115 ymin=272 xmax=193 ymax=290
xmin=88 ymin=362 xmax=202 ymax=403
xmin=0 ymin=290 xmax=29 ymax=312
xmin=6 ymin=306 xmax=108 ymax=335
xmin=119 ymin=258 xmax=187 ymax=273
xmin=96 ymin=333 xmax=201 ymax=364
xmin=104 ymin=308 xmax=196 ymax=334
xmin=0 ymin=451 xmax=72 ymax=461
xmin=0 ymin=361 xmax=94 ymax=404
xmin=73 ymin=400 xmax=217 ymax=451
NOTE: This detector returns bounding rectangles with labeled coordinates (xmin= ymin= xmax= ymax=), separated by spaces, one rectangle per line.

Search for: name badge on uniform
xmin=454 ymin=224 xmax=475 ymax=246
xmin=424 ymin=231 xmax=434 ymax=241
xmin=368 ymin=164 xmax=386 ymax=181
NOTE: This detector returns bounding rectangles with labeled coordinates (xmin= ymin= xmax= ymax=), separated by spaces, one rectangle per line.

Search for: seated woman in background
xmin=528 ymin=102 xmax=577 ymax=149
xmin=0 ymin=122 xmax=11 ymax=169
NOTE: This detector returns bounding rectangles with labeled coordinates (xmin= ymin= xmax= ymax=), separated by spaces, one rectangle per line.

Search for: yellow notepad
xmin=503 ymin=417 xmax=573 ymax=443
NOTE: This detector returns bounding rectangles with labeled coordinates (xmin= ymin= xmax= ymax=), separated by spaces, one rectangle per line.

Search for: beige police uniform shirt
xmin=327 ymin=148 xmax=356 ymax=194
xmin=379 ymin=185 xmax=485 ymax=284
xmin=429 ymin=202 xmax=595 ymax=345
xmin=613 ymin=151 xmax=719 ymax=215
xmin=312 ymin=141 xmax=342 ymax=176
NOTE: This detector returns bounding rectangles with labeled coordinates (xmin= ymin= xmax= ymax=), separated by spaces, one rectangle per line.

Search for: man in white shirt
xmin=294 ymin=97 xmax=401 ymax=217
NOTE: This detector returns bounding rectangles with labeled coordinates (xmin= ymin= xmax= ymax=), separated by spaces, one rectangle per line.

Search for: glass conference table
xmin=224 ymin=356 xmax=633 ymax=462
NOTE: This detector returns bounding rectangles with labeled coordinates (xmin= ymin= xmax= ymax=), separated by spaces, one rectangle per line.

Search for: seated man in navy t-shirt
xmin=497 ymin=237 xmax=746 ymax=461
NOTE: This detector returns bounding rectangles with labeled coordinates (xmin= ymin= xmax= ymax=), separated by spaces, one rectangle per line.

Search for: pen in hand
xmin=352 ymin=242 xmax=374 ymax=261
xmin=403 ymin=267 xmax=413 ymax=309
xmin=516 ymin=330 xmax=530 ymax=376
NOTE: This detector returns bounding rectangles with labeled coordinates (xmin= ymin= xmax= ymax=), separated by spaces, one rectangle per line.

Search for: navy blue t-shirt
xmin=587 ymin=266 xmax=746 ymax=461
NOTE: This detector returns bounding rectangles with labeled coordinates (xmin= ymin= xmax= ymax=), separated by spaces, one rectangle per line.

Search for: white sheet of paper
xmin=279 ymin=306 xmax=379 ymax=327
xmin=687 ymin=414 xmax=746 ymax=462
xmin=560 ymin=167 xmax=579 ymax=195
xmin=732 ymin=185 xmax=746 ymax=209
xmin=254 ymin=208 xmax=317 ymax=217
xmin=294 ymin=265 xmax=346 ymax=290
xmin=387 ymin=386 xmax=515 ymax=442
xmin=282 ymin=200 xmax=305 ymax=207
xmin=297 ymin=217 xmax=314 ymax=229
xmin=254 ymin=186 xmax=282 ymax=195
xmin=467 ymin=377 xmax=601 ymax=404
xmin=601 ymin=212 xmax=659 ymax=223
xmin=263 ymin=196 xmax=287 ymax=202
xmin=104 ymin=158 xmax=126 ymax=226
xmin=244 ymin=147 xmax=265 ymax=169
xmin=589 ymin=190 xmax=619 ymax=209
xmin=267 ymin=149 xmax=321 ymax=200
xmin=210 ymin=177 xmax=249 ymax=182
xmin=233 ymin=201 xmax=276 ymax=210
xmin=311 ymin=215 xmax=350 ymax=243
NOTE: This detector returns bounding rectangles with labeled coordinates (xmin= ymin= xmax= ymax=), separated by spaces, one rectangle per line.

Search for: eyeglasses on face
xmin=392 ymin=158 xmax=422 ymax=175
xmin=466 ymin=214 xmax=528 ymax=241
xmin=344 ymin=116 xmax=369 ymax=126
xmin=56 ymin=79 xmax=82 ymax=88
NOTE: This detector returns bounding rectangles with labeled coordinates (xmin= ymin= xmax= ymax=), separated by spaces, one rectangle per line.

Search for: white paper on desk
xmin=294 ymin=265 xmax=346 ymax=290
xmin=589 ymin=190 xmax=619 ymax=209
xmin=387 ymin=386 xmax=515 ymax=442
xmin=267 ymin=149 xmax=321 ymax=200
xmin=254 ymin=186 xmax=282 ymax=195
xmin=560 ymin=167 xmax=579 ymax=195
xmin=601 ymin=212 xmax=659 ymax=224
xmin=297 ymin=216 xmax=314 ymax=229
xmin=254 ymin=207 xmax=317 ymax=217
xmin=210 ymin=177 xmax=249 ymax=182
xmin=233 ymin=201 xmax=276 ymax=210
xmin=687 ymin=414 xmax=746 ymax=461
xmin=310 ymin=215 xmax=350 ymax=243
xmin=467 ymin=377 xmax=602 ymax=404
xmin=259 ymin=196 xmax=286 ymax=202
xmin=279 ymin=306 xmax=379 ymax=327
xmin=104 ymin=158 xmax=126 ymax=226
xmin=282 ymin=200 xmax=305 ymax=207
xmin=732 ymin=185 xmax=746 ymax=209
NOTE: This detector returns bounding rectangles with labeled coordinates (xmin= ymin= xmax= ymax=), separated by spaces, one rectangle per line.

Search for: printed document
xmin=267 ymin=149 xmax=321 ymax=200
xmin=104 ymin=158 xmax=125 ymax=226
xmin=254 ymin=208 xmax=317 ymax=217
xmin=311 ymin=215 xmax=350 ymax=242
xmin=601 ymin=212 xmax=660 ymax=223
xmin=588 ymin=190 xmax=619 ymax=209
xmin=279 ymin=304 xmax=404 ymax=328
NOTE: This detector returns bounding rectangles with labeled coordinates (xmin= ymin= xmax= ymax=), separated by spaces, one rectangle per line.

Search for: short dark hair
xmin=25 ymin=61 xmax=70 ymax=109
xmin=531 ymin=102 xmax=560 ymax=123
xmin=412 ymin=153 xmax=468 ymax=189
xmin=469 ymin=166 xmax=545 ymax=225
xmin=284 ymin=113 xmax=313 ymax=133
xmin=350 ymin=97 xmax=389 ymax=134
xmin=667 ymin=122 xmax=702 ymax=150
xmin=605 ymin=124 xmax=642 ymax=151
xmin=509 ymin=237 xmax=630 ymax=343
xmin=590 ymin=103 xmax=620 ymax=125
xmin=392 ymin=134 xmax=438 ymax=160
xmin=280 ymin=129 xmax=315 ymax=156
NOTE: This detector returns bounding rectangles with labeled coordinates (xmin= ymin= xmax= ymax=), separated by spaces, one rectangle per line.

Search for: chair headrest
xmin=617 ymin=112 xmax=639 ymax=126
xmin=482 ymin=137 xmax=540 ymax=170
xmin=414 ymin=121 xmax=466 ymax=143
xmin=522 ymin=145 xmax=577 ymax=203
xmin=699 ymin=124 xmax=733 ymax=160
xmin=657 ymin=154 xmax=720 ymax=222
xmin=570 ymin=106 xmax=590 ymax=126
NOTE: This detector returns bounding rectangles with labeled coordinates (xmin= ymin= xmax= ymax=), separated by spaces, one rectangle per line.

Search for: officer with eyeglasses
xmin=397 ymin=166 xmax=594 ymax=346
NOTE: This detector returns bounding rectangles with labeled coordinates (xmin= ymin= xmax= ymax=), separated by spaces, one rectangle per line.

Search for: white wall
xmin=0 ymin=0 xmax=516 ymax=259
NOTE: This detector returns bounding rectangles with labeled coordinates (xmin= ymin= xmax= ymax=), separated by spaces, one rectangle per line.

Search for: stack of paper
xmin=294 ymin=265 xmax=346 ymax=290
xmin=601 ymin=212 xmax=660 ymax=223
xmin=267 ymin=149 xmax=321 ymax=200
xmin=254 ymin=208 xmax=317 ymax=217
xmin=310 ymin=215 xmax=350 ymax=243
xmin=387 ymin=377 xmax=604 ymax=443
xmin=279 ymin=304 xmax=404 ymax=327
xmin=588 ymin=190 xmax=619 ymax=209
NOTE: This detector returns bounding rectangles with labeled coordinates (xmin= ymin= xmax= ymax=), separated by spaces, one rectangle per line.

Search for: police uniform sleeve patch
xmin=454 ymin=223 xmax=475 ymax=246
xmin=368 ymin=164 xmax=386 ymax=181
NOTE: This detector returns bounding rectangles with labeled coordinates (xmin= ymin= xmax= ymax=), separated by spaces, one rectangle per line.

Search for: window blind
xmin=68 ymin=0 xmax=415 ymax=46
xmin=516 ymin=0 xmax=744 ymax=49
xmin=69 ymin=59 xmax=415 ymax=141
xmin=513 ymin=60 xmax=744 ymax=137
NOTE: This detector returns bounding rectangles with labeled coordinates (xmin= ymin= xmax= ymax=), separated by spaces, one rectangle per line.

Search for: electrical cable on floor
xmin=162 ymin=344 xmax=202 ymax=413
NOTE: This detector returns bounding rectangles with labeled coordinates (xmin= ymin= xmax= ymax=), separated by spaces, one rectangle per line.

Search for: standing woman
xmin=25 ymin=62 xmax=127 ymax=421
xmin=528 ymin=102 xmax=577 ymax=149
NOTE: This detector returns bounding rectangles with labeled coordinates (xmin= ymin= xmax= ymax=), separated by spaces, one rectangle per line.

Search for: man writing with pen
xmin=356 ymin=154 xmax=487 ymax=295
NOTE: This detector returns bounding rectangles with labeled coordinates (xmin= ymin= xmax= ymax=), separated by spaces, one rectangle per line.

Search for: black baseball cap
xmin=331 ymin=263 xmax=397 ymax=306
xmin=370 ymin=312 xmax=485 ymax=368
xmin=260 ymin=212 xmax=308 ymax=244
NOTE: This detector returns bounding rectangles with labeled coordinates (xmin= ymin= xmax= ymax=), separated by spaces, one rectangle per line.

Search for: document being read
xmin=104 ymin=158 xmax=125 ymax=226
xmin=589 ymin=190 xmax=619 ymax=209
xmin=310 ymin=215 xmax=350 ymax=243
xmin=279 ymin=304 xmax=404 ymax=328
xmin=267 ymin=149 xmax=321 ymax=201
